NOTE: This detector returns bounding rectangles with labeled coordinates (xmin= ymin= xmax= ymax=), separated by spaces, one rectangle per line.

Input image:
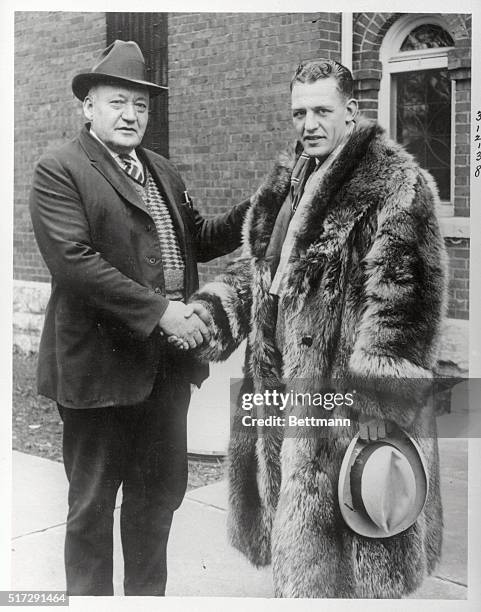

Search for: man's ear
xmin=83 ymin=96 xmax=94 ymax=122
xmin=345 ymin=98 xmax=359 ymax=123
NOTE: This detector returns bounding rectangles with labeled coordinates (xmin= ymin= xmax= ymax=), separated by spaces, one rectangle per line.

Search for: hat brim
xmin=72 ymin=72 xmax=168 ymax=101
xmin=338 ymin=428 xmax=428 ymax=538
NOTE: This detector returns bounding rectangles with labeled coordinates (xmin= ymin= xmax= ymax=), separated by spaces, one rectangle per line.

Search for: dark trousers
xmin=58 ymin=370 xmax=190 ymax=596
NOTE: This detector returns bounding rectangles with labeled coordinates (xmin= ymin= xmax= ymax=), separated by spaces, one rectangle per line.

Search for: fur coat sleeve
xmin=347 ymin=167 xmax=447 ymax=427
xmin=191 ymin=206 xmax=255 ymax=362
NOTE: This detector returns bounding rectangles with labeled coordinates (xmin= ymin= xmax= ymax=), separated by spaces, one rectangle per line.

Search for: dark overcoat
xmin=193 ymin=119 xmax=448 ymax=598
xmin=30 ymin=126 xmax=249 ymax=408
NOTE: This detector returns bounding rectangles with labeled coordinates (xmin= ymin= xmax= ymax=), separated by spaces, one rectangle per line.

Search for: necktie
xmin=119 ymin=153 xmax=144 ymax=185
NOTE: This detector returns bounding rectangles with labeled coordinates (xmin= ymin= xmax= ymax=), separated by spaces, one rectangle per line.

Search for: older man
xmin=29 ymin=40 xmax=248 ymax=596
xmin=191 ymin=59 xmax=447 ymax=597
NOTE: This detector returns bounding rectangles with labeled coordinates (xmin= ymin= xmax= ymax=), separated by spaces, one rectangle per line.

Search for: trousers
xmin=58 ymin=368 xmax=191 ymax=596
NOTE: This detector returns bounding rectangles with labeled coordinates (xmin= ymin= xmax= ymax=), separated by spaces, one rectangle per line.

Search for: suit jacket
xmin=29 ymin=125 xmax=249 ymax=408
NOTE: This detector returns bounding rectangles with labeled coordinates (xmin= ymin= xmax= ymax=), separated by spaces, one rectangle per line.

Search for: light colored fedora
xmin=72 ymin=40 xmax=168 ymax=101
xmin=338 ymin=424 xmax=428 ymax=538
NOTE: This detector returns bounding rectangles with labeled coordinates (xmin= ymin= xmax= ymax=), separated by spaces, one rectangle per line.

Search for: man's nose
xmin=304 ymin=111 xmax=319 ymax=132
xmin=121 ymin=103 xmax=137 ymax=122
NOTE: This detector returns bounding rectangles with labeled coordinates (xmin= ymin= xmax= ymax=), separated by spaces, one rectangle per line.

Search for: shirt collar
xmin=89 ymin=127 xmax=141 ymax=165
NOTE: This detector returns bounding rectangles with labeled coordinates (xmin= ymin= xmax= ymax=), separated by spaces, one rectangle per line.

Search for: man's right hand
xmin=358 ymin=416 xmax=394 ymax=441
xmin=159 ymin=301 xmax=211 ymax=349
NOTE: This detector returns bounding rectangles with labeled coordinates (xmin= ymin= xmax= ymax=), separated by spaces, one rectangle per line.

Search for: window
xmin=400 ymin=24 xmax=453 ymax=51
xmin=395 ymin=68 xmax=451 ymax=200
xmin=379 ymin=16 xmax=454 ymax=203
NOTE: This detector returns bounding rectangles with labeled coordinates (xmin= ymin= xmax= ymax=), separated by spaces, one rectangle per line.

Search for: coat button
xmin=301 ymin=335 xmax=313 ymax=347
xmin=148 ymin=256 xmax=157 ymax=265
xmin=154 ymin=287 xmax=162 ymax=294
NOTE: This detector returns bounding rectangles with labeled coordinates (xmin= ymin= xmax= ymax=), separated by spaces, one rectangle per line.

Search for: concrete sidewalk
xmin=11 ymin=438 xmax=467 ymax=599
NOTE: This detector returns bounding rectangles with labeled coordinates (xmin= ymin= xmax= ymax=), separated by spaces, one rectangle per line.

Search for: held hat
xmin=338 ymin=424 xmax=428 ymax=538
xmin=72 ymin=40 xmax=168 ymax=101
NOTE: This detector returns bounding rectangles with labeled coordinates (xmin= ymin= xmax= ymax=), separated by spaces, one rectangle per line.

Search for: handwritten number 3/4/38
xmin=475 ymin=110 xmax=481 ymax=176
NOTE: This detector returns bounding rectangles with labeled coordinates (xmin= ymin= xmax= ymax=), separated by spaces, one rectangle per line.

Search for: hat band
xmin=350 ymin=443 xmax=383 ymax=518
xmin=94 ymin=58 xmax=146 ymax=82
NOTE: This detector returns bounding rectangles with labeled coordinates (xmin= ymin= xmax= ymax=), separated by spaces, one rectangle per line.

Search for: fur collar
xmin=248 ymin=119 xmax=385 ymax=260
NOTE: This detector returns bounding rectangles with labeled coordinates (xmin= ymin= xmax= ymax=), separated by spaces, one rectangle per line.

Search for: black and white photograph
xmin=2 ymin=0 xmax=480 ymax=609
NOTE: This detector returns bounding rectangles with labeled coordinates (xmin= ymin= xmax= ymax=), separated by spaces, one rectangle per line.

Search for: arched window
xmin=379 ymin=16 xmax=454 ymax=204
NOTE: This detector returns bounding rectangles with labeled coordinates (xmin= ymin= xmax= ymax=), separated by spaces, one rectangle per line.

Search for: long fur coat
xmin=193 ymin=119 xmax=448 ymax=598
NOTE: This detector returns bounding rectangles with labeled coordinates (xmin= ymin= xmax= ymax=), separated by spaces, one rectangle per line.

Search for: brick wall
xmin=446 ymin=14 xmax=471 ymax=219
xmin=453 ymin=78 xmax=471 ymax=217
xmin=446 ymin=238 xmax=470 ymax=320
xmin=13 ymin=11 xmax=471 ymax=322
xmin=14 ymin=12 xmax=106 ymax=282
xmin=168 ymin=12 xmax=342 ymax=284
xmin=352 ymin=12 xmax=399 ymax=119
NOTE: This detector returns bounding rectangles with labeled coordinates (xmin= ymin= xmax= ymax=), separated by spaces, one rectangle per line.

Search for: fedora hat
xmin=338 ymin=423 xmax=428 ymax=538
xmin=72 ymin=40 xmax=168 ymax=101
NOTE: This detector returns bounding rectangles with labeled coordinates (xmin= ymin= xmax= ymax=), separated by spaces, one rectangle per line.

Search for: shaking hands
xmin=158 ymin=301 xmax=213 ymax=350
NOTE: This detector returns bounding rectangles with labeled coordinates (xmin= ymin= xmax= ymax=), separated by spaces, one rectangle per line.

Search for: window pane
xmin=395 ymin=69 xmax=451 ymax=201
xmin=400 ymin=24 xmax=454 ymax=51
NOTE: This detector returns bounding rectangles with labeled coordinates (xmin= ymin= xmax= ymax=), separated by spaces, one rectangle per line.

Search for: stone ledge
xmin=13 ymin=279 xmax=51 ymax=314
xmin=11 ymin=281 xmax=470 ymax=375
xmin=13 ymin=280 xmax=50 ymax=354
xmin=438 ymin=317 xmax=469 ymax=375
xmin=13 ymin=312 xmax=45 ymax=333
xmin=14 ymin=333 xmax=42 ymax=355
xmin=439 ymin=216 xmax=470 ymax=239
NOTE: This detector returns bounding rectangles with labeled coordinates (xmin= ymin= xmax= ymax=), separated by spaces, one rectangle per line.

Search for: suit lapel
xmin=78 ymin=127 xmax=152 ymax=218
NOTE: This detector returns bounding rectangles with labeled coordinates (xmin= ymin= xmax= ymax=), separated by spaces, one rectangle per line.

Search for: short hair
xmin=290 ymin=58 xmax=354 ymax=99
xmin=86 ymin=85 xmax=99 ymax=99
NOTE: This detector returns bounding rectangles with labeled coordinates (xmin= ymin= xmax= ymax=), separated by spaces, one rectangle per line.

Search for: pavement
xmin=11 ymin=437 xmax=468 ymax=599
xmin=10 ymin=343 xmax=471 ymax=600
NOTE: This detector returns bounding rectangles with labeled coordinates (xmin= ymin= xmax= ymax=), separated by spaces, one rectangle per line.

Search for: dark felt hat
xmin=72 ymin=40 xmax=167 ymax=101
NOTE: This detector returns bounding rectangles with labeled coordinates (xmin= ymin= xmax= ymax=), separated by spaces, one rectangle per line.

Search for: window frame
xmin=379 ymin=15 xmax=455 ymax=207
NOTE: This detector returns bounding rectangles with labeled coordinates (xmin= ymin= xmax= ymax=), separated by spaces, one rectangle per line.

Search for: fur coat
xmin=193 ymin=119 xmax=448 ymax=598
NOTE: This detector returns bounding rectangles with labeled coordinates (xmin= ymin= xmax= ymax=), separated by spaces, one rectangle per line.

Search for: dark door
xmin=106 ymin=12 xmax=169 ymax=157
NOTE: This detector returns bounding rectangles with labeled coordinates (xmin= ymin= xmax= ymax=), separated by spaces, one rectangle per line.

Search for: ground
xmin=12 ymin=348 xmax=225 ymax=491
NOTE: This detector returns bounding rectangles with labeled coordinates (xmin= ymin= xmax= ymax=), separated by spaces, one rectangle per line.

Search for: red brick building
xmin=13 ymin=12 xmax=471 ymax=366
